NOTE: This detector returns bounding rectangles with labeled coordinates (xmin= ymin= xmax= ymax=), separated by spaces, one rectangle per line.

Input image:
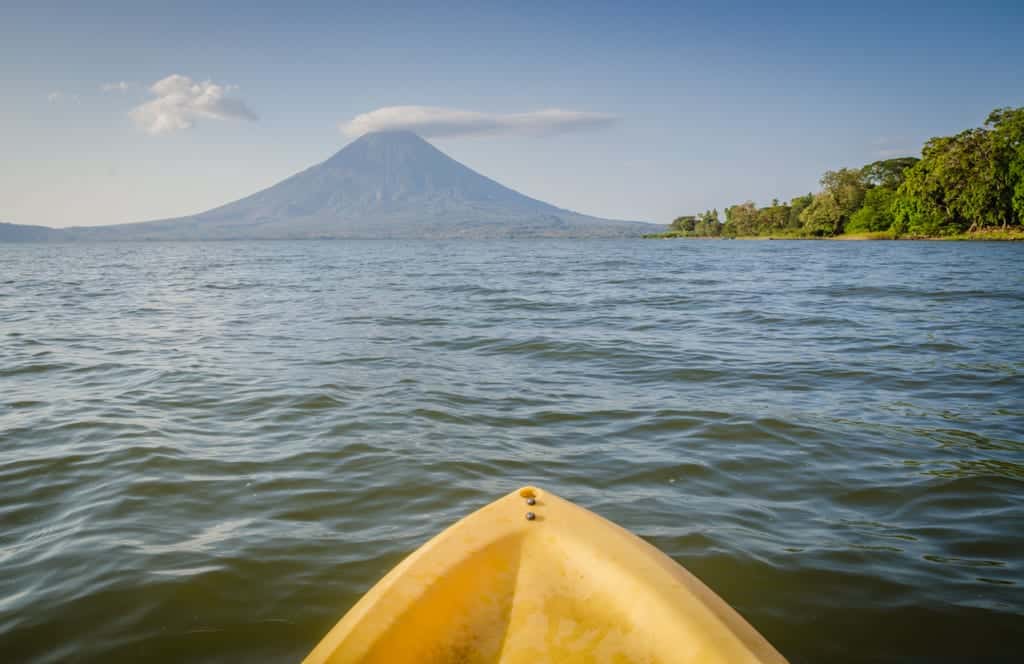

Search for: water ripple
xmin=0 ymin=239 xmax=1022 ymax=663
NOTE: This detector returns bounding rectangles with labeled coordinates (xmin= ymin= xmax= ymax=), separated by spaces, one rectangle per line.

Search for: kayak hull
xmin=305 ymin=486 xmax=786 ymax=663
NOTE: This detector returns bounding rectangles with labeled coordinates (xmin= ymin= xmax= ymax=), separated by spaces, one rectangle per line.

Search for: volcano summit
xmin=1 ymin=131 xmax=659 ymax=241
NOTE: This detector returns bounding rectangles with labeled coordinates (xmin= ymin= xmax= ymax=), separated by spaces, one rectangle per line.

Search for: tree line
xmin=656 ymin=107 xmax=1024 ymax=238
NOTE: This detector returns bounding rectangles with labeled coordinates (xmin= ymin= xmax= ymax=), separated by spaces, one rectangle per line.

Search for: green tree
xmin=723 ymin=202 xmax=758 ymax=236
xmin=844 ymin=158 xmax=917 ymax=233
xmin=664 ymin=106 xmax=1023 ymax=240
xmin=670 ymin=215 xmax=697 ymax=233
xmin=894 ymin=128 xmax=1005 ymax=234
xmin=846 ymin=187 xmax=896 ymax=232
xmin=694 ymin=209 xmax=721 ymax=236
xmin=1012 ymin=150 xmax=1024 ymax=225
xmin=822 ymin=168 xmax=868 ymax=226
xmin=799 ymin=192 xmax=842 ymax=235
xmin=891 ymin=137 xmax=951 ymax=235
xmin=797 ymin=168 xmax=866 ymax=235
xmin=787 ymin=193 xmax=813 ymax=229
xmin=950 ymin=129 xmax=1006 ymax=230
xmin=985 ymin=107 xmax=1024 ymax=227
xmin=756 ymin=202 xmax=789 ymax=232
xmin=892 ymin=108 xmax=1024 ymax=234
xmin=861 ymin=157 xmax=920 ymax=188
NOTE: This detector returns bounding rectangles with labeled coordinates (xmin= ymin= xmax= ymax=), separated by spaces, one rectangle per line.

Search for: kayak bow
xmin=305 ymin=486 xmax=786 ymax=663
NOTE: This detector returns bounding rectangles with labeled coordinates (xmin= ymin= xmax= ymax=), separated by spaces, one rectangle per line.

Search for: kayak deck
xmin=305 ymin=486 xmax=786 ymax=663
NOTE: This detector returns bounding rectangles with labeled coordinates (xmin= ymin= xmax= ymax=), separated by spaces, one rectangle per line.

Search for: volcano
xmin=1 ymin=131 xmax=659 ymax=240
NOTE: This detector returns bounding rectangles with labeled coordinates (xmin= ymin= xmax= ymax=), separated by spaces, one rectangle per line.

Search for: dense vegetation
xmin=652 ymin=107 xmax=1024 ymax=239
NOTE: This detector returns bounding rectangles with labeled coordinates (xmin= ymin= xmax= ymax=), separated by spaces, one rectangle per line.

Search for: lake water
xmin=1 ymin=239 xmax=1021 ymax=663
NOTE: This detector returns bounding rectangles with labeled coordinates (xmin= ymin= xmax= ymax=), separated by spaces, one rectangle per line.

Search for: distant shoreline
xmin=655 ymin=108 xmax=1023 ymax=241
xmin=644 ymin=229 xmax=1024 ymax=242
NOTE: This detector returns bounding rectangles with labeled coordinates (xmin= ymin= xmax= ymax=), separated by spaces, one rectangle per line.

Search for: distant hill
xmin=1 ymin=131 xmax=661 ymax=241
xmin=0 ymin=222 xmax=64 ymax=242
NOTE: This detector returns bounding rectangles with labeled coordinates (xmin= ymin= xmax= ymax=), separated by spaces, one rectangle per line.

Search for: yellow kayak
xmin=305 ymin=486 xmax=787 ymax=663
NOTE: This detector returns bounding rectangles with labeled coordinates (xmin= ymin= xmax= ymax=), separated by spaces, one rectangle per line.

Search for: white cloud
xmin=101 ymin=81 xmax=131 ymax=93
xmin=341 ymin=105 xmax=618 ymax=138
xmin=130 ymin=74 xmax=257 ymax=135
xmin=47 ymin=91 xmax=80 ymax=104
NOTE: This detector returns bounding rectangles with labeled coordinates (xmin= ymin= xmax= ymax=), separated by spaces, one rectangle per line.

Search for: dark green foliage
xmin=666 ymin=106 xmax=1023 ymax=238
xmin=788 ymin=194 xmax=814 ymax=229
xmin=694 ymin=209 xmax=721 ymax=236
xmin=985 ymin=107 xmax=1024 ymax=226
xmin=847 ymin=187 xmax=896 ymax=232
xmin=670 ymin=215 xmax=697 ymax=233
xmin=665 ymin=210 xmax=720 ymax=237
xmin=861 ymin=157 xmax=919 ymax=188
xmin=795 ymin=168 xmax=867 ymax=235
xmin=893 ymin=107 xmax=1024 ymax=234
xmin=1012 ymin=150 xmax=1024 ymax=223
xmin=756 ymin=203 xmax=789 ymax=232
xmin=799 ymin=192 xmax=843 ymax=236
xmin=723 ymin=202 xmax=758 ymax=236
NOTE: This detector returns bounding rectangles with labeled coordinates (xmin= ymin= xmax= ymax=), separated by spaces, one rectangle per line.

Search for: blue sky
xmin=2 ymin=1 xmax=1022 ymax=227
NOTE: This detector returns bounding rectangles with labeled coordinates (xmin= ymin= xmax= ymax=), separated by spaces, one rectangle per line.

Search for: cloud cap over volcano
xmin=341 ymin=105 xmax=617 ymax=138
